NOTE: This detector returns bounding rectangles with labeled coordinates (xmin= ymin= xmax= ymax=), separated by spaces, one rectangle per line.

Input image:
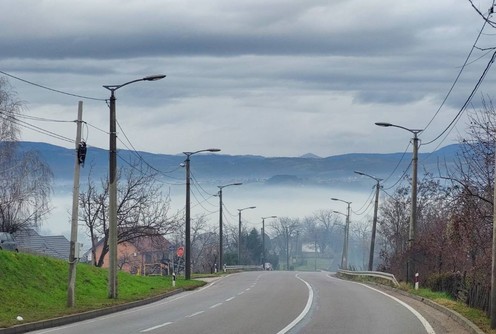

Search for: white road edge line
xmin=276 ymin=274 xmax=314 ymax=334
xmin=140 ymin=322 xmax=173 ymax=332
xmin=357 ymin=283 xmax=436 ymax=334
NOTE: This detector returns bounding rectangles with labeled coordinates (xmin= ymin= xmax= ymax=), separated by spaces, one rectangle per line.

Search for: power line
xmin=352 ymin=186 xmax=376 ymax=216
xmin=0 ymin=70 xmax=106 ymax=101
xmin=0 ymin=110 xmax=74 ymax=144
xmin=422 ymin=50 xmax=496 ymax=146
xmin=13 ymin=113 xmax=75 ymax=123
xmin=116 ymin=120 xmax=184 ymax=180
xmin=190 ymin=171 xmax=217 ymax=200
xmin=421 ymin=17 xmax=489 ymax=134
xmin=381 ymin=141 xmax=412 ymax=185
xmin=190 ymin=187 xmax=218 ymax=214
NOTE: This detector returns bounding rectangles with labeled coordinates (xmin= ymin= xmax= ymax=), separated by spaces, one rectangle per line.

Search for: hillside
xmin=14 ymin=141 xmax=462 ymax=187
xmin=0 ymin=251 xmax=203 ymax=328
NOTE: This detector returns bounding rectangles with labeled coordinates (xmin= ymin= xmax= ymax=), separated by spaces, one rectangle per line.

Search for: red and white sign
xmin=176 ymin=246 xmax=184 ymax=257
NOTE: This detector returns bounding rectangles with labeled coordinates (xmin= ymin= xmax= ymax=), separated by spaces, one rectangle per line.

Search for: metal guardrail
xmin=337 ymin=269 xmax=400 ymax=287
xmin=224 ymin=265 xmax=263 ymax=271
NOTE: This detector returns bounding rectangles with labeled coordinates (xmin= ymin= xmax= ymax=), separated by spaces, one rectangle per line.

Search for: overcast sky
xmin=1 ymin=0 xmax=495 ymax=157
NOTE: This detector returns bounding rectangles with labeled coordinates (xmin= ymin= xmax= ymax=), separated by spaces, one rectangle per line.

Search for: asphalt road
xmin=27 ymin=271 xmax=472 ymax=334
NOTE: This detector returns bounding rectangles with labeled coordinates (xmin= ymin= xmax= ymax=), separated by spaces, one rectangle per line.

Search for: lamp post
xmin=375 ymin=122 xmax=422 ymax=281
xmin=261 ymin=216 xmax=277 ymax=270
xmin=331 ymin=197 xmax=351 ymax=270
xmin=333 ymin=210 xmax=348 ymax=269
xmin=354 ymin=171 xmax=382 ymax=271
xmin=184 ymin=148 xmax=221 ymax=280
xmin=103 ymin=74 xmax=165 ymax=299
xmin=218 ymin=182 xmax=242 ymax=271
xmin=237 ymin=206 xmax=256 ymax=265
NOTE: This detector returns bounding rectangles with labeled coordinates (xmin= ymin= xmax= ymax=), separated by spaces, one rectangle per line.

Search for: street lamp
xmin=261 ymin=216 xmax=277 ymax=270
xmin=375 ymin=122 xmax=423 ymax=281
xmin=103 ymin=74 xmax=166 ymax=299
xmin=333 ymin=210 xmax=348 ymax=269
xmin=237 ymin=206 xmax=256 ymax=265
xmin=354 ymin=171 xmax=382 ymax=271
xmin=331 ymin=197 xmax=351 ymax=270
xmin=218 ymin=182 xmax=243 ymax=271
xmin=184 ymin=148 xmax=221 ymax=280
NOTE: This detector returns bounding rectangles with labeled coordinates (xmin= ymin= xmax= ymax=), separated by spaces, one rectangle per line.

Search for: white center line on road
xmin=276 ymin=274 xmax=314 ymax=334
xmin=186 ymin=311 xmax=205 ymax=318
xmin=238 ymin=291 xmax=244 ymax=295
xmin=226 ymin=297 xmax=235 ymax=302
xmin=210 ymin=303 xmax=223 ymax=309
xmin=140 ymin=322 xmax=173 ymax=332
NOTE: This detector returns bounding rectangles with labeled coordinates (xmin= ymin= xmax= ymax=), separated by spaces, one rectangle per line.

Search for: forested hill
xmin=15 ymin=141 xmax=462 ymax=188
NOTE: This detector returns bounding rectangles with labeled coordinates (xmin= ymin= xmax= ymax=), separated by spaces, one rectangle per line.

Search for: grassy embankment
xmin=410 ymin=286 xmax=494 ymax=334
xmin=0 ymin=251 xmax=206 ymax=328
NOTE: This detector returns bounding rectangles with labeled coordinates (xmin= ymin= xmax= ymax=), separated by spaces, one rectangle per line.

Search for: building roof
xmin=14 ymin=229 xmax=70 ymax=260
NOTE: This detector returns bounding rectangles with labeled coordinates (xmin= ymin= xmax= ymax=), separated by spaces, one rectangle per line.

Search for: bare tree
xmin=270 ymin=217 xmax=300 ymax=269
xmin=0 ymin=77 xmax=52 ymax=233
xmin=442 ymin=97 xmax=496 ymax=279
xmin=189 ymin=214 xmax=219 ymax=274
xmin=377 ymin=181 xmax=410 ymax=274
xmin=350 ymin=218 xmax=371 ymax=270
xmin=313 ymin=209 xmax=341 ymax=256
xmin=79 ymin=161 xmax=179 ymax=267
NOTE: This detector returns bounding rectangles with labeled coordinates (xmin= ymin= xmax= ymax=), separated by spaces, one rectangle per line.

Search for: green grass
xmin=0 ymin=251 xmax=205 ymax=328
xmin=407 ymin=286 xmax=496 ymax=334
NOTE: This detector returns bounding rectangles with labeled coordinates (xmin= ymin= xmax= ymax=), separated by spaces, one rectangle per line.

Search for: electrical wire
xmin=116 ymin=120 xmax=184 ymax=180
xmin=190 ymin=187 xmax=218 ymax=214
xmin=421 ymin=17 xmax=489 ymax=134
xmin=0 ymin=110 xmax=74 ymax=144
xmin=12 ymin=113 xmax=75 ymax=123
xmin=85 ymin=122 xmax=109 ymax=135
xmin=351 ymin=186 xmax=376 ymax=216
xmin=468 ymin=0 xmax=496 ymax=28
xmin=0 ymin=70 xmax=106 ymax=101
xmin=381 ymin=141 xmax=412 ymax=185
xmin=383 ymin=160 xmax=412 ymax=191
xmin=222 ymin=202 xmax=238 ymax=218
xmin=421 ymin=50 xmax=496 ymax=146
xmin=116 ymin=152 xmax=183 ymax=186
xmin=190 ymin=171 xmax=217 ymax=202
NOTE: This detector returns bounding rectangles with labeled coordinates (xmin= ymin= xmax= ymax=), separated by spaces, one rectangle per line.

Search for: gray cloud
xmin=0 ymin=0 xmax=493 ymax=158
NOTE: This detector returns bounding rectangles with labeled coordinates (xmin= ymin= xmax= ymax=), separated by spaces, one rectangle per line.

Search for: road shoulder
xmin=363 ymin=282 xmax=484 ymax=334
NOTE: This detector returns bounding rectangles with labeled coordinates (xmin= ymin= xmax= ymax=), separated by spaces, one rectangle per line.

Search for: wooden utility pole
xmin=67 ymin=101 xmax=83 ymax=307
xmin=491 ymin=142 xmax=496 ymax=328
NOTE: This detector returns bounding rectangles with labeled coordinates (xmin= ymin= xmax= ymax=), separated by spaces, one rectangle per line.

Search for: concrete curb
xmin=368 ymin=282 xmax=485 ymax=334
xmin=394 ymin=288 xmax=485 ymax=334
xmin=0 ymin=289 xmax=184 ymax=334
xmin=334 ymin=272 xmax=485 ymax=334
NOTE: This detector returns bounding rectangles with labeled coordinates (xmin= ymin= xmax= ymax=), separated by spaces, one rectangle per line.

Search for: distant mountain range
xmin=15 ymin=141 xmax=462 ymax=188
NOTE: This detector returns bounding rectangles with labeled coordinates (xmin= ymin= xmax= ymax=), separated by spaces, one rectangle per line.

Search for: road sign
xmin=176 ymin=246 xmax=184 ymax=257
